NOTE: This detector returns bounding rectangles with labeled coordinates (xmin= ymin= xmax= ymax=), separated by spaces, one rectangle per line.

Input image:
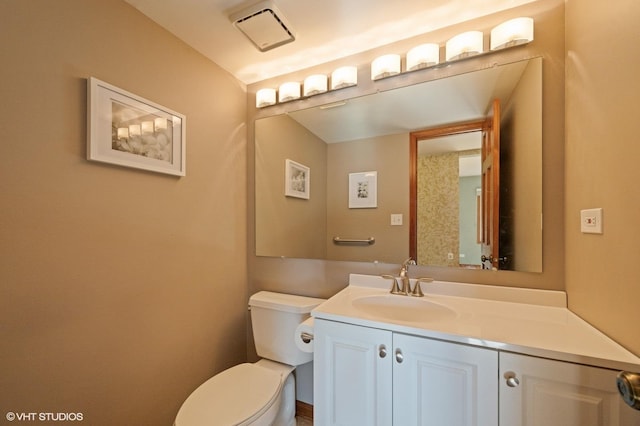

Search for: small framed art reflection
xmin=285 ymin=159 xmax=310 ymax=199
xmin=349 ymin=171 xmax=377 ymax=208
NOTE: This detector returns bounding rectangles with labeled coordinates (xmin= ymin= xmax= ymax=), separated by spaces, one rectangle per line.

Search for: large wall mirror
xmin=255 ymin=57 xmax=542 ymax=272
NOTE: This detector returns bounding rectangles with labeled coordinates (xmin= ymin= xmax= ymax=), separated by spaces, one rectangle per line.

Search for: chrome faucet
xmin=399 ymin=258 xmax=416 ymax=295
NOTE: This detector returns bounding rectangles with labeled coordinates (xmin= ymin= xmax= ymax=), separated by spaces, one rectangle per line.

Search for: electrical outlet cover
xmin=580 ymin=208 xmax=603 ymax=234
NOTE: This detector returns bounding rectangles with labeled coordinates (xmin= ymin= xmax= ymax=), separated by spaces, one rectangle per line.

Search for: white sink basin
xmin=352 ymin=294 xmax=457 ymax=323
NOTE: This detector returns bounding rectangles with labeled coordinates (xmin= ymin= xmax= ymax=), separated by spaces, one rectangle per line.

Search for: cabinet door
xmin=314 ymin=319 xmax=393 ymax=426
xmin=393 ymin=333 xmax=498 ymax=426
xmin=500 ymin=352 xmax=640 ymax=426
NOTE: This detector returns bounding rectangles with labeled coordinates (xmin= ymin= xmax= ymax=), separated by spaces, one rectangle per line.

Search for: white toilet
xmin=174 ymin=291 xmax=325 ymax=426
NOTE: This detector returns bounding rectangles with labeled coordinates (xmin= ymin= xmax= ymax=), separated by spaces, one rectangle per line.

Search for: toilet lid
xmin=175 ymin=363 xmax=282 ymax=426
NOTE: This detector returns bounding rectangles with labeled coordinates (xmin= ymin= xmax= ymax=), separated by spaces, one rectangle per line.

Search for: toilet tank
xmin=249 ymin=291 xmax=325 ymax=366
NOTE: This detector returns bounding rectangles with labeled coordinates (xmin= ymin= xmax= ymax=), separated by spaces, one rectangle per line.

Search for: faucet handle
xmin=381 ymin=274 xmax=403 ymax=295
xmin=411 ymin=277 xmax=434 ymax=297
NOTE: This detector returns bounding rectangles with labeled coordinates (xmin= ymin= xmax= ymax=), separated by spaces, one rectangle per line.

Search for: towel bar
xmin=332 ymin=237 xmax=375 ymax=245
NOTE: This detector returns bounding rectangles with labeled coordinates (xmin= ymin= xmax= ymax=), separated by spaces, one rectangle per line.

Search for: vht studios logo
xmin=5 ymin=412 xmax=84 ymax=422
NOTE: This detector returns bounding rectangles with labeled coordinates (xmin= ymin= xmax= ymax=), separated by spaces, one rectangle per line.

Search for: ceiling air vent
xmin=230 ymin=1 xmax=295 ymax=52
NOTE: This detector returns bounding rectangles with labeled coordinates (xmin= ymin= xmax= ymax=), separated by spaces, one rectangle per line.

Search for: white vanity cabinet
xmin=314 ymin=319 xmax=498 ymax=426
xmin=314 ymin=319 xmax=640 ymax=426
xmin=312 ymin=276 xmax=640 ymax=425
xmin=499 ymin=352 xmax=639 ymax=426
xmin=393 ymin=332 xmax=498 ymax=425
xmin=314 ymin=319 xmax=393 ymax=425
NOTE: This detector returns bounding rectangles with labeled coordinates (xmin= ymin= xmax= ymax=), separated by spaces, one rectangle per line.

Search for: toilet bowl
xmin=174 ymin=360 xmax=293 ymax=426
xmin=174 ymin=292 xmax=325 ymax=426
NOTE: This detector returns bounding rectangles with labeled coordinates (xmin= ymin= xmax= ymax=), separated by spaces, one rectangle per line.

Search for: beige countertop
xmin=312 ymin=274 xmax=640 ymax=372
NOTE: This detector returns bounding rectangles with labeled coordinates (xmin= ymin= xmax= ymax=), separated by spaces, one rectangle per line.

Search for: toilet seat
xmin=174 ymin=363 xmax=283 ymax=426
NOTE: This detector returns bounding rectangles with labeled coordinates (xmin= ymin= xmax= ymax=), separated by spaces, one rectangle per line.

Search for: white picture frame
xmin=285 ymin=159 xmax=310 ymax=199
xmin=87 ymin=77 xmax=186 ymax=176
xmin=349 ymin=171 xmax=377 ymax=208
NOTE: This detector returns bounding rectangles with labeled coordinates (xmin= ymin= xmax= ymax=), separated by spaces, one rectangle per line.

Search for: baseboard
xmin=295 ymin=400 xmax=313 ymax=420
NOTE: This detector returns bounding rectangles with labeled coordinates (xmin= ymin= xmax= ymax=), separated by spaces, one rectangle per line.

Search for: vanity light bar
xmin=445 ymin=31 xmax=484 ymax=61
xmin=406 ymin=43 xmax=440 ymax=71
xmin=331 ymin=66 xmax=358 ymax=90
xmin=371 ymin=54 xmax=401 ymax=80
xmin=256 ymin=88 xmax=277 ymax=107
xmin=278 ymin=81 xmax=301 ymax=102
xmin=255 ymin=65 xmax=358 ymax=108
xmin=370 ymin=16 xmax=534 ymax=81
xmin=255 ymin=16 xmax=533 ymax=107
xmin=303 ymin=74 xmax=328 ymax=96
xmin=490 ymin=17 xmax=534 ymax=50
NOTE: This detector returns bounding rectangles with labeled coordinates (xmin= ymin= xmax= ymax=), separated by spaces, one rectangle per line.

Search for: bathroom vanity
xmin=312 ymin=274 xmax=640 ymax=426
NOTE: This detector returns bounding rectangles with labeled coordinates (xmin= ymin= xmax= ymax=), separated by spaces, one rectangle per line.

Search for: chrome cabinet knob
xmin=395 ymin=349 xmax=404 ymax=363
xmin=379 ymin=345 xmax=387 ymax=358
xmin=504 ymin=371 xmax=520 ymax=387
xmin=617 ymin=371 xmax=640 ymax=410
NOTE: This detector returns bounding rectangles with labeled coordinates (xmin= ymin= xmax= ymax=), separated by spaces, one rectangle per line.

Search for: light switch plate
xmin=580 ymin=208 xmax=603 ymax=234
xmin=391 ymin=214 xmax=403 ymax=226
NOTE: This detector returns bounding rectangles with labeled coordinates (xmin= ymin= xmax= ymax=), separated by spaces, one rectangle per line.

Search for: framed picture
xmin=349 ymin=171 xmax=377 ymax=208
xmin=285 ymin=159 xmax=310 ymax=199
xmin=87 ymin=77 xmax=186 ymax=176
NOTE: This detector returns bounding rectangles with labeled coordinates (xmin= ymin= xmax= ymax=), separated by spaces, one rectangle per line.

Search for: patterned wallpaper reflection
xmin=417 ymin=152 xmax=459 ymax=266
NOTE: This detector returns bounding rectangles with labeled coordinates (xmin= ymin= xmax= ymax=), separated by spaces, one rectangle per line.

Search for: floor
xmin=296 ymin=416 xmax=313 ymax=425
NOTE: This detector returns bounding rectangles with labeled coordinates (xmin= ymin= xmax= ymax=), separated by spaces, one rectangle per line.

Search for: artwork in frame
xmin=87 ymin=77 xmax=186 ymax=176
xmin=285 ymin=159 xmax=310 ymax=199
xmin=349 ymin=171 xmax=378 ymax=208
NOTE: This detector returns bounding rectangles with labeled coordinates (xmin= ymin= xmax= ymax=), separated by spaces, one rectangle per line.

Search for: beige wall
xmin=0 ymin=1 xmax=247 ymax=424
xmin=327 ymin=134 xmax=409 ymax=263
xmin=7 ymin=0 xmax=640 ymax=423
xmin=565 ymin=0 xmax=640 ymax=355
xmin=255 ymin=115 xmax=327 ymax=258
xmin=248 ymin=0 xmax=566 ymax=300
xmin=503 ymin=58 xmax=543 ymax=271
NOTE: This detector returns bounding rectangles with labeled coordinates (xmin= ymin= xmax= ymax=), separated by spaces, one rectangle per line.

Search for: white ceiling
xmin=286 ymin=58 xmax=529 ymax=143
xmin=124 ymin=0 xmax=538 ymax=84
